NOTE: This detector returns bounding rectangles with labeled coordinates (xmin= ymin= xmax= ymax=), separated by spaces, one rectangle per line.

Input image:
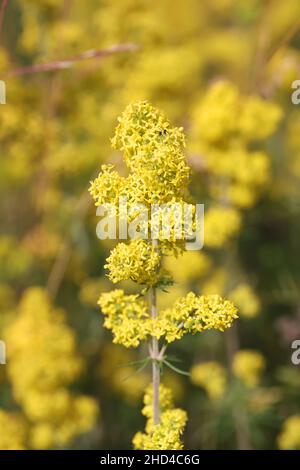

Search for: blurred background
xmin=0 ymin=0 xmax=300 ymax=450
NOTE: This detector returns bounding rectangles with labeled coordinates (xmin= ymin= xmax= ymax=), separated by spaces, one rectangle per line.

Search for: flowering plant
xmin=90 ymin=101 xmax=238 ymax=449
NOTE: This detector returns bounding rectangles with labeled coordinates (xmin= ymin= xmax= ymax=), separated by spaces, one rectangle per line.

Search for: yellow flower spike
xmin=91 ymin=102 xmax=239 ymax=450
xmin=90 ymin=101 xmax=190 ymax=207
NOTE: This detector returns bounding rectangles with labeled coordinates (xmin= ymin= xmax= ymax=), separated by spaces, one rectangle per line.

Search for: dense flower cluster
xmin=111 ymin=101 xmax=190 ymax=204
xmin=133 ymin=409 xmax=187 ymax=450
xmin=105 ymin=239 xmax=161 ymax=285
xmin=232 ymin=350 xmax=266 ymax=387
xmin=132 ymin=385 xmax=187 ymax=450
xmin=5 ymin=288 xmax=98 ymax=449
xmin=190 ymin=362 xmax=227 ymax=399
xmin=90 ymin=101 xmax=190 ymax=209
xmin=98 ymin=290 xmax=238 ymax=347
xmin=98 ymin=289 xmax=150 ymax=348
xmin=89 ymin=164 xmax=125 ymax=208
xmin=159 ymin=293 xmax=238 ymax=343
xmin=89 ymin=101 xmax=194 ymax=254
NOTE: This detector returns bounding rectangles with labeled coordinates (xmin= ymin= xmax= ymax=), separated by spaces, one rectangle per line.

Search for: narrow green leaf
xmin=163 ymin=359 xmax=190 ymax=376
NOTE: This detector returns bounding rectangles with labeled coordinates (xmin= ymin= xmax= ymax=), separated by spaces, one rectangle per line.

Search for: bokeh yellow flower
xmin=277 ymin=415 xmax=300 ymax=450
xmin=190 ymin=362 xmax=227 ymax=399
xmin=232 ymin=350 xmax=266 ymax=387
xmin=229 ymin=284 xmax=260 ymax=318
